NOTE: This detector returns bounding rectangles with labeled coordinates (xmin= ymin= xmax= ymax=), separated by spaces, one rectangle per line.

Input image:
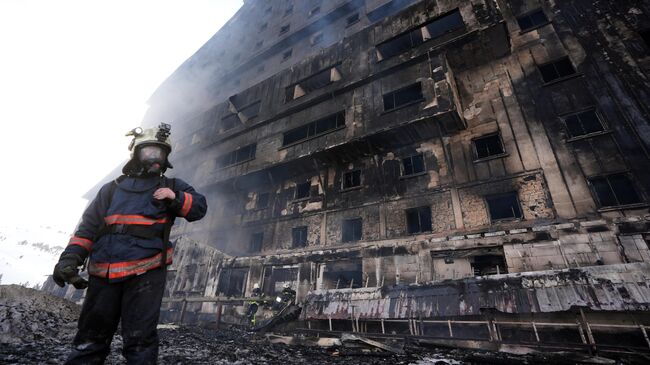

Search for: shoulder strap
xmin=160 ymin=176 xmax=176 ymax=270
xmin=93 ymin=175 xmax=127 ymax=241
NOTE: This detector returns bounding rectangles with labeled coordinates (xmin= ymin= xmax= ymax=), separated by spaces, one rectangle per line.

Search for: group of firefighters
xmin=245 ymin=282 xmax=297 ymax=325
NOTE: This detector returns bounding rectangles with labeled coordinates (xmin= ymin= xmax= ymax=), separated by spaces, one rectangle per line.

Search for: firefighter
xmin=246 ymin=283 xmax=263 ymax=325
xmin=280 ymin=283 xmax=296 ymax=304
xmin=52 ymin=123 xmax=207 ymax=365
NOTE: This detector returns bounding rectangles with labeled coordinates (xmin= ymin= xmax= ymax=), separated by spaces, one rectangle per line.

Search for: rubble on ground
xmin=1 ymin=285 xmax=647 ymax=364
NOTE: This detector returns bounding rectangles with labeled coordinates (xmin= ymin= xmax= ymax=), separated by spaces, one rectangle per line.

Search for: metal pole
xmin=215 ymin=303 xmax=222 ymax=329
xmin=579 ymin=309 xmax=596 ymax=353
xmin=179 ymin=298 xmax=187 ymax=325
xmin=532 ymin=321 xmax=540 ymax=342
xmin=328 ymin=316 xmax=333 ymax=332
xmin=448 ymin=320 xmax=453 ymax=338
xmin=639 ymin=324 xmax=650 ymax=350
xmin=381 ymin=318 xmax=385 ymax=334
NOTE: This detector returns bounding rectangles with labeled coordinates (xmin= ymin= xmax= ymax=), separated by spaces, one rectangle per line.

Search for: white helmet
xmin=253 ymin=283 xmax=260 ymax=289
xmin=283 ymin=283 xmax=291 ymax=289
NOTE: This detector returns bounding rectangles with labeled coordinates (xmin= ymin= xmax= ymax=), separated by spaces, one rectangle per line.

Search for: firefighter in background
xmin=52 ymin=123 xmax=207 ymax=365
xmin=280 ymin=283 xmax=296 ymax=304
xmin=246 ymin=283 xmax=263 ymax=325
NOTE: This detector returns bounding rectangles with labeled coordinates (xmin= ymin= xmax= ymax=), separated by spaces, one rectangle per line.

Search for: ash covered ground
xmin=1 ymin=285 xmax=647 ymax=364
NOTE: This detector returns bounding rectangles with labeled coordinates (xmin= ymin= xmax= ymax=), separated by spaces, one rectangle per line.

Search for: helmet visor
xmin=138 ymin=145 xmax=167 ymax=162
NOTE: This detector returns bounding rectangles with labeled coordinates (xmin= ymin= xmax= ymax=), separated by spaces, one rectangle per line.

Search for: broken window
xmin=402 ymin=154 xmax=425 ymax=176
xmin=250 ymin=232 xmax=264 ymax=253
xmin=486 ymin=192 xmax=522 ymax=221
xmin=285 ymin=66 xmax=342 ymax=101
xmin=308 ymin=6 xmax=320 ymax=18
xmin=563 ymin=109 xmax=604 ymax=138
xmin=216 ymin=267 xmax=248 ymax=297
xmin=221 ymin=113 xmax=239 ymax=131
xmin=406 ymin=206 xmax=432 ymax=234
xmin=376 ymin=9 xmax=463 ymax=61
xmin=346 ymin=13 xmax=360 ymax=27
xmin=422 ymin=9 xmax=464 ymax=40
xmin=516 ymin=9 xmax=549 ymax=32
xmin=538 ymin=57 xmax=576 ymax=83
xmin=292 ymin=226 xmax=308 ymax=248
xmin=280 ymin=24 xmax=290 ymax=35
xmin=294 ymin=181 xmax=311 ymax=200
xmin=383 ymin=82 xmax=423 ymax=111
xmin=216 ymin=143 xmax=257 ymax=168
xmin=282 ymin=48 xmax=293 ymax=62
xmin=320 ymin=259 xmax=363 ymax=289
xmin=262 ymin=266 xmax=299 ymax=295
xmin=256 ymin=192 xmax=270 ymax=209
xmin=342 ymin=170 xmax=361 ymax=189
xmin=377 ymin=27 xmax=423 ymax=60
xmin=589 ymin=173 xmax=642 ymax=208
xmin=342 ymin=218 xmax=362 ymax=242
xmin=473 ymin=134 xmax=505 ymax=160
xmin=282 ymin=111 xmax=345 ymax=146
xmin=472 ymin=253 xmax=507 ymax=276
xmin=311 ymin=32 xmax=323 ymax=46
xmin=239 ymin=101 xmax=261 ymax=121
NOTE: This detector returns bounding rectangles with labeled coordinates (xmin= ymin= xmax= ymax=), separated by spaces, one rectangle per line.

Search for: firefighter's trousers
xmin=65 ymin=267 xmax=166 ymax=365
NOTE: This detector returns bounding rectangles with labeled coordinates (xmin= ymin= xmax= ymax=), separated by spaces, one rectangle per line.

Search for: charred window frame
xmin=282 ymin=111 xmax=345 ymax=146
xmin=294 ymin=181 xmax=311 ymax=200
xmin=588 ymin=173 xmax=643 ymax=208
xmin=216 ymin=267 xmax=248 ymax=297
xmin=320 ymin=259 xmax=362 ymax=289
xmin=516 ymin=8 xmax=550 ymax=33
xmin=238 ymin=100 xmax=261 ymax=121
xmin=383 ymin=82 xmax=423 ymax=111
xmin=406 ymin=206 xmax=432 ymax=234
xmin=486 ymin=192 xmax=523 ymax=222
xmin=537 ymin=57 xmax=577 ymax=84
xmin=342 ymin=169 xmax=361 ymax=190
xmin=250 ymin=232 xmax=264 ymax=253
xmin=216 ymin=143 xmax=257 ymax=168
xmin=311 ymin=32 xmax=324 ymax=46
xmin=308 ymin=6 xmax=320 ymax=18
xmin=346 ymin=13 xmax=360 ymax=27
xmin=282 ymin=48 xmax=293 ymax=62
xmin=563 ymin=109 xmax=606 ymax=139
xmin=342 ymin=218 xmax=363 ymax=242
xmin=401 ymin=154 xmax=425 ymax=176
xmin=376 ymin=9 xmax=463 ymax=61
xmin=292 ymin=226 xmax=308 ymax=248
xmin=220 ymin=113 xmax=240 ymax=131
xmin=285 ymin=65 xmax=342 ymax=102
xmin=473 ymin=133 xmax=506 ymax=161
xmin=262 ymin=266 xmax=299 ymax=295
xmin=256 ymin=192 xmax=270 ymax=209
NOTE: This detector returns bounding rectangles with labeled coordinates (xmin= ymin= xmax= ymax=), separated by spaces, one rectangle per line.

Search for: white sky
xmin=0 ymin=0 xmax=243 ymax=232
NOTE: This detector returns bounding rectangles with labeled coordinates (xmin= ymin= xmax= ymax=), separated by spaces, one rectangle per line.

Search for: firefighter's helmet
xmin=126 ymin=123 xmax=172 ymax=157
xmin=122 ymin=123 xmax=173 ymax=175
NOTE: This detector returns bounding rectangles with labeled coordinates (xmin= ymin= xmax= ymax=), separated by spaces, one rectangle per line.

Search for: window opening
xmin=563 ymin=110 xmax=604 ymax=138
xmin=516 ymin=9 xmax=549 ymax=32
xmin=342 ymin=170 xmax=361 ymax=189
xmin=309 ymin=6 xmax=320 ymax=18
xmin=402 ymin=154 xmax=425 ymax=176
xmin=320 ymin=259 xmax=362 ymax=289
xmin=280 ymin=24 xmax=290 ymax=35
xmin=383 ymin=82 xmax=423 ymax=111
xmin=250 ymin=232 xmax=264 ymax=253
xmin=292 ymin=226 xmax=308 ymax=248
xmin=311 ymin=33 xmax=323 ymax=46
xmin=217 ymin=143 xmax=257 ymax=168
xmin=216 ymin=267 xmax=248 ymax=297
xmin=221 ymin=113 xmax=239 ymax=131
xmin=342 ymin=218 xmax=362 ymax=242
xmin=285 ymin=66 xmax=341 ymax=101
xmin=486 ymin=192 xmax=522 ymax=221
xmin=589 ymin=173 xmax=642 ymax=208
xmin=282 ymin=49 xmax=293 ymax=61
xmin=346 ymin=13 xmax=360 ymax=27
xmin=257 ymin=192 xmax=269 ymax=209
xmin=263 ymin=266 xmax=299 ymax=295
xmin=406 ymin=206 xmax=432 ymax=234
xmin=473 ymin=134 xmax=505 ymax=159
xmin=283 ymin=111 xmax=345 ymax=146
xmin=538 ymin=57 xmax=576 ymax=83
xmin=294 ymin=181 xmax=311 ymax=200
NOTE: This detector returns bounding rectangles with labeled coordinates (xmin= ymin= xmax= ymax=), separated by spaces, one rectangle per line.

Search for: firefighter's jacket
xmin=63 ymin=175 xmax=207 ymax=281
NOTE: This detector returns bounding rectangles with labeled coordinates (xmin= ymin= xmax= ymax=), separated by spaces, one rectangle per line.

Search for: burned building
xmin=47 ymin=0 xmax=650 ymax=353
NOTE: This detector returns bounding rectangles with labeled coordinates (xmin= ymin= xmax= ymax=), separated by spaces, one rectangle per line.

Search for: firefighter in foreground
xmin=52 ymin=123 xmax=207 ymax=364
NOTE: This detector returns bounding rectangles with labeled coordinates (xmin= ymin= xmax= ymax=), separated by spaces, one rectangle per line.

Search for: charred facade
xmin=48 ymin=0 xmax=650 ymax=352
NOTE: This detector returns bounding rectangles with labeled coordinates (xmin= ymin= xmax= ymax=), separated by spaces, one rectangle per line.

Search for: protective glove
xmin=53 ymin=253 xmax=89 ymax=289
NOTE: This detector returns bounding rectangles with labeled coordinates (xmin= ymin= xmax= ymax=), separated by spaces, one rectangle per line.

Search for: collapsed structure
xmin=47 ymin=0 xmax=650 ymax=353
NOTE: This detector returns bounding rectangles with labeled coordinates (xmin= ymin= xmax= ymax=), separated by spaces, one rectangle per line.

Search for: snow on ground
xmin=0 ymin=224 xmax=71 ymax=286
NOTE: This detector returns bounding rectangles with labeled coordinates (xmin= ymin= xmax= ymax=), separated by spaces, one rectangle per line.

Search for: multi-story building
xmin=47 ymin=0 xmax=650 ymax=352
